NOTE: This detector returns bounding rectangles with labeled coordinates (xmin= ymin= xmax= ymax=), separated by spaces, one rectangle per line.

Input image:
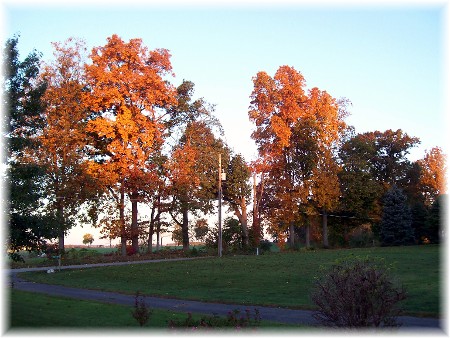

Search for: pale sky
xmin=2 ymin=0 xmax=448 ymax=245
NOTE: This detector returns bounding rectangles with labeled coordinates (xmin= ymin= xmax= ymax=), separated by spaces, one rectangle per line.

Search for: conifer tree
xmin=380 ymin=186 xmax=414 ymax=246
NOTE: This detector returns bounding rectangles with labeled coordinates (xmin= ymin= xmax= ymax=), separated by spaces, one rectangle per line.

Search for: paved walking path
xmin=7 ymin=258 xmax=443 ymax=331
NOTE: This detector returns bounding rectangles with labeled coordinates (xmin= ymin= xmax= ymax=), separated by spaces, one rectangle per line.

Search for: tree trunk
xmin=147 ymin=220 xmax=154 ymax=254
xmin=289 ymin=223 xmax=295 ymax=248
xmin=57 ymin=200 xmax=65 ymax=254
xmin=58 ymin=231 xmax=65 ymax=254
xmin=131 ymin=191 xmax=139 ymax=254
xmin=120 ymin=181 xmax=126 ymax=257
xmin=182 ymin=205 xmax=189 ymax=251
xmin=252 ymin=172 xmax=263 ymax=247
xmin=305 ymin=216 xmax=311 ymax=249
xmin=322 ymin=209 xmax=329 ymax=248
xmin=233 ymin=197 xmax=249 ymax=248
xmin=156 ymin=221 xmax=160 ymax=251
xmin=147 ymin=206 xmax=155 ymax=254
xmin=241 ymin=199 xmax=249 ymax=248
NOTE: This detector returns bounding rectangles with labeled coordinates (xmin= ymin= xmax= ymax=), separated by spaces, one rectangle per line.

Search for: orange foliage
xmin=84 ymin=34 xmax=177 ymax=191
xmin=36 ymin=38 xmax=93 ymax=204
xmin=249 ymin=65 xmax=349 ymax=238
xmin=418 ymin=147 xmax=447 ymax=205
xmin=249 ymin=66 xmax=306 ymax=156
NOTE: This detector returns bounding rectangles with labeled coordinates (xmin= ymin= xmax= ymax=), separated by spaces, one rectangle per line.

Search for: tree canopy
xmin=4 ymin=34 xmax=447 ymax=259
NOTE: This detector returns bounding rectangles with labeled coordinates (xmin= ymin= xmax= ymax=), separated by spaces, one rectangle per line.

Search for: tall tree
xmin=417 ymin=147 xmax=447 ymax=206
xmin=305 ymin=88 xmax=348 ymax=248
xmin=249 ymin=66 xmax=348 ymax=248
xmin=249 ymin=66 xmax=308 ymax=247
xmin=380 ymin=186 xmax=414 ymax=246
xmin=424 ymin=194 xmax=446 ymax=244
xmin=145 ymin=80 xmax=218 ymax=253
xmin=338 ymin=131 xmax=384 ymax=233
xmin=34 ymin=38 xmax=96 ymax=253
xmin=165 ymin=80 xmax=224 ymax=252
xmin=84 ymin=34 xmax=177 ymax=255
xmin=3 ymin=36 xmax=56 ymax=260
xmin=167 ymin=121 xmax=228 ymax=251
xmin=364 ymin=129 xmax=420 ymax=189
xmin=222 ymin=154 xmax=252 ymax=248
xmin=338 ymin=129 xmax=420 ymax=243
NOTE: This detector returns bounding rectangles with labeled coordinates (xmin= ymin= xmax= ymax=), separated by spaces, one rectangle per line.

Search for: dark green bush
xmin=259 ymin=239 xmax=272 ymax=253
xmin=348 ymin=224 xmax=375 ymax=248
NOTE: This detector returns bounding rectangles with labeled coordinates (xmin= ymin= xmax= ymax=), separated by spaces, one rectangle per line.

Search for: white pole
xmin=218 ymin=153 xmax=222 ymax=258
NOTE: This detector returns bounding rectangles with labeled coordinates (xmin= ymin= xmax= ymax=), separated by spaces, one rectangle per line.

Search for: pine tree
xmin=4 ymin=36 xmax=58 ymax=260
xmin=380 ymin=186 xmax=415 ymax=246
xmin=424 ymin=194 xmax=446 ymax=244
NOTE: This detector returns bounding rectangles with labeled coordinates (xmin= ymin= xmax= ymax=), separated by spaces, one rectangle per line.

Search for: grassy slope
xmin=19 ymin=245 xmax=441 ymax=317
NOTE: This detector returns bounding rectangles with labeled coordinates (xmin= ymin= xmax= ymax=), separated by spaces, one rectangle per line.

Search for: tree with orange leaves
xmin=249 ymin=65 xmax=349 ymax=248
xmin=84 ymin=35 xmax=176 ymax=256
xmin=305 ymin=87 xmax=349 ymax=248
xmin=33 ymin=38 xmax=97 ymax=253
xmin=418 ymin=147 xmax=447 ymax=206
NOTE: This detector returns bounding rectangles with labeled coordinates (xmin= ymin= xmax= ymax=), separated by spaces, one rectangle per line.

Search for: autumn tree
xmin=3 ymin=36 xmax=56 ymax=260
xmin=165 ymin=80 xmax=226 ymax=252
xmin=167 ymin=121 xmax=229 ymax=251
xmin=82 ymin=233 xmax=94 ymax=246
xmin=417 ymin=147 xmax=447 ymax=206
xmin=305 ymin=88 xmax=348 ymax=248
xmin=405 ymin=147 xmax=447 ymax=243
xmin=34 ymin=38 xmax=98 ymax=253
xmin=249 ymin=65 xmax=348 ymax=248
xmin=249 ymin=66 xmax=307 ymax=247
xmin=84 ymin=34 xmax=176 ymax=256
xmin=143 ymin=80 xmax=218 ymax=253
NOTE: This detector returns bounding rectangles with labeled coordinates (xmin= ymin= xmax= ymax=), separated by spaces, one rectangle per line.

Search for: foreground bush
xmin=131 ymin=291 xmax=152 ymax=326
xmin=311 ymin=257 xmax=407 ymax=328
xmin=168 ymin=308 xmax=261 ymax=329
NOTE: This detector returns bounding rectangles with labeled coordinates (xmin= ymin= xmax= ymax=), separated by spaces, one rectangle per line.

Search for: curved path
xmin=7 ymin=258 xmax=443 ymax=331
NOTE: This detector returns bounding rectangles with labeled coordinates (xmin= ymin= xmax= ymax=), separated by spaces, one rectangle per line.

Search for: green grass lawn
xmin=8 ymin=290 xmax=300 ymax=329
xmin=18 ymin=245 xmax=441 ymax=317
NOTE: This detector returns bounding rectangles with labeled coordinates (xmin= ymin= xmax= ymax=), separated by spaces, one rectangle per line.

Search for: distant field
xmin=8 ymin=245 xmax=204 ymax=269
xmin=19 ymin=245 xmax=441 ymax=317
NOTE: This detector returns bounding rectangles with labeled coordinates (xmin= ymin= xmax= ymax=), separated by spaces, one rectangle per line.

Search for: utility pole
xmin=218 ymin=153 xmax=223 ymax=257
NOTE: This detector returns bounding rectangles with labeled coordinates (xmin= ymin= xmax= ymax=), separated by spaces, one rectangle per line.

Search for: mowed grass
xmin=19 ymin=245 xmax=441 ymax=317
xmin=8 ymin=290 xmax=299 ymax=329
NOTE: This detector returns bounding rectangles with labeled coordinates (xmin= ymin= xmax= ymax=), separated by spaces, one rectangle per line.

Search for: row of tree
xmin=249 ymin=66 xmax=446 ymax=248
xmin=4 ymin=34 xmax=252 ymax=259
xmin=4 ymin=34 xmax=446 ymax=261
